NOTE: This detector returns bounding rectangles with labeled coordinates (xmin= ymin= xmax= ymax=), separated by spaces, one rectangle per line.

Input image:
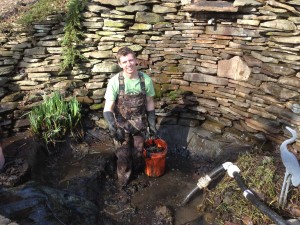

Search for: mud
xmin=2 ymin=126 xmax=297 ymax=225
xmin=0 ymin=129 xmax=211 ymax=225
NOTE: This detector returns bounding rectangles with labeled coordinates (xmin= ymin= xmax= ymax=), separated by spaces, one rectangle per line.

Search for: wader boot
xmin=133 ymin=135 xmax=145 ymax=173
xmin=115 ymin=137 xmax=132 ymax=187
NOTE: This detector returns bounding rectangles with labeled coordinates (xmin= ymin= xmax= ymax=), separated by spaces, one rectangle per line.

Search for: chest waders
xmin=114 ymin=72 xmax=147 ymax=186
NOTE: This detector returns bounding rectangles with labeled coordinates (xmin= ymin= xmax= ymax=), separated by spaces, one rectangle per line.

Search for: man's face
xmin=118 ymin=53 xmax=137 ymax=75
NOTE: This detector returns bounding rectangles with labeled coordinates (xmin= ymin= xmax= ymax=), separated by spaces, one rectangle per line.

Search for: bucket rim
xmin=144 ymin=138 xmax=168 ymax=156
xmin=145 ymin=138 xmax=167 ymax=145
xmin=143 ymin=147 xmax=167 ymax=156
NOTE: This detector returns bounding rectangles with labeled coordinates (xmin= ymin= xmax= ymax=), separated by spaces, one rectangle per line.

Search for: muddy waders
xmin=105 ymin=72 xmax=153 ymax=187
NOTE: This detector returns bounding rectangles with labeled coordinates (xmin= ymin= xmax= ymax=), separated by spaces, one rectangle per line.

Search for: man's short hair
xmin=116 ymin=47 xmax=136 ymax=63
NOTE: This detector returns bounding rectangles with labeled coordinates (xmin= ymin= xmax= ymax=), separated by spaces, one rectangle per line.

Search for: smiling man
xmin=103 ymin=47 xmax=157 ymax=187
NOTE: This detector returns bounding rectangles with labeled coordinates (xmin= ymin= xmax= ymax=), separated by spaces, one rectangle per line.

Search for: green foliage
xmin=167 ymin=89 xmax=188 ymax=101
xmin=5 ymin=0 xmax=87 ymax=71
xmin=28 ymin=92 xmax=81 ymax=150
xmin=17 ymin=0 xmax=67 ymax=26
xmin=60 ymin=0 xmax=87 ymax=72
xmin=203 ymin=153 xmax=280 ymax=225
xmin=154 ymin=83 xmax=162 ymax=99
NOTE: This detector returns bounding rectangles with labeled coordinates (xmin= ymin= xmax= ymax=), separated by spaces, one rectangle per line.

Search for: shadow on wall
xmin=155 ymin=92 xmax=205 ymax=158
xmin=155 ymin=92 xmax=265 ymax=164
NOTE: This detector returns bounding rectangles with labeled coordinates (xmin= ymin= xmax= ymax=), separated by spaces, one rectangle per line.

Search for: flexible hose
xmin=181 ymin=186 xmax=199 ymax=206
xmin=182 ymin=164 xmax=227 ymax=205
xmin=208 ymin=164 xmax=225 ymax=178
xmin=183 ymin=162 xmax=290 ymax=224
xmin=233 ymin=171 xmax=288 ymax=225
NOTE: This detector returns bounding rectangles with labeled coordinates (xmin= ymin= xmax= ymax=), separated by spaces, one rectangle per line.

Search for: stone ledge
xmin=182 ymin=1 xmax=238 ymax=12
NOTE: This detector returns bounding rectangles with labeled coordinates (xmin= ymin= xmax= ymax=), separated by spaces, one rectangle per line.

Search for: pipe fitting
xmin=197 ymin=175 xmax=212 ymax=189
xmin=227 ymin=164 xmax=240 ymax=178
xmin=222 ymin=162 xmax=233 ymax=170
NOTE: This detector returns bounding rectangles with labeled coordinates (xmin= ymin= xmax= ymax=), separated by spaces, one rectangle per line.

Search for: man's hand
xmin=103 ymin=111 xmax=117 ymax=137
xmin=115 ymin=127 xmax=125 ymax=142
xmin=147 ymin=110 xmax=158 ymax=138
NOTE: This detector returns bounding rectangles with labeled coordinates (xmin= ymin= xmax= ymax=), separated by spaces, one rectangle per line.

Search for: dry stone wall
xmin=1 ymin=0 xmax=300 ymax=146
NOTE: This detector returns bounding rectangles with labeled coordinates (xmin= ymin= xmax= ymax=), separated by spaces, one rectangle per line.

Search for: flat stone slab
xmin=182 ymin=1 xmax=238 ymax=12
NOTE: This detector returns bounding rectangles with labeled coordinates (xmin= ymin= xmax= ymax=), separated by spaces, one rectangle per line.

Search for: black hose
xmin=182 ymin=165 xmax=225 ymax=206
xmin=233 ymin=171 xmax=288 ymax=225
xmin=181 ymin=186 xmax=199 ymax=206
xmin=208 ymin=165 xmax=225 ymax=178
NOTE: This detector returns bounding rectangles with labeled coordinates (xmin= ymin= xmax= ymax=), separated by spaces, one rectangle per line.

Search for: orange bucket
xmin=143 ymin=138 xmax=168 ymax=177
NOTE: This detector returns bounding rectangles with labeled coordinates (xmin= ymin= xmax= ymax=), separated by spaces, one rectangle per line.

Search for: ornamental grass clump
xmin=29 ymin=92 xmax=81 ymax=151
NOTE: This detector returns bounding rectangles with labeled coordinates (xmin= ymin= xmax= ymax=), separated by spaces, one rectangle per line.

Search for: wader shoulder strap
xmin=118 ymin=72 xmax=125 ymax=96
xmin=118 ymin=71 xmax=146 ymax=95
xmin=138 ymin=72 xmax=146 ymax=95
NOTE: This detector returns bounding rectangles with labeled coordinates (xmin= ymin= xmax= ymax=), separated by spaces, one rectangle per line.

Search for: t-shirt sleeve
xmin=144 ymin=73 xmax=155 ymax=97
xmin=104 ymin=75 xmax=119 ymax=101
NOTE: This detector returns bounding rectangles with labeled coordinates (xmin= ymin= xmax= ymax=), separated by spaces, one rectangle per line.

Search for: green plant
xmin=167 ymin=89 xmax=189 ymax=101
xmin=154 ymin=83 xmax=162 ymax=100
xmin=17 ymin=0 xmax=67 ymax=26
xmin=60 ymin=0 xmax=87 ymax=72
xmin=167 ymin=90 xmax=181 ymax=101
xmin=28 ymin=92 xmax=81 ymax=150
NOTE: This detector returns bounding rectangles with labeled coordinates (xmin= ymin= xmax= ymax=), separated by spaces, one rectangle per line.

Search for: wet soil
xmin=1 ymin=129 xmax=211 ymax=225
xmin=1 ymin=128 xmax=299 ymax=225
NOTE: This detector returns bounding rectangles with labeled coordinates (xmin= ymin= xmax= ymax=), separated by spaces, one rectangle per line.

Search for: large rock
xmin=136 ymin=12 xmax=164 ymax=24
xmin=245 ymin=117 xmax=281 ymax=134
xmin=117 ymin=5 xmax=149 ymax=12
xmin=92 ymin=0 xmax=128 ymax=6
xmin=0 ymin=182 xmax=99 ymax=225
xmin=184 ymin=73 xmax=228 ymax=85
xmin=270 ymin=36 xmax=300 ymax=44
xmin=0 ymin=158 xmax=30 ymax=187
xmin=153 ymin=5 xmax=177 ymax=13
xmin=217 ymin=56 xmax=251 ymax=81
xmin=24 ymin=47 xmax=46 ymax=55
xmin=261 ymin=63 xmax=295 ymax=77
xmin=233 ymin=0 xmax=262 ymax=6
xmin=0 ymin=102 xmax=18 ymax=113
xmin=92 ymin=62 xmax=120 ymax=73
xmin=0 ymin=66 xmax=14 ymax=76
xmin=260 ymin=19 xmax=297 ymax=31
xmin=266 ymin=105 xmax=300 ymax=126
xmin=260 ymin=82 xmax=299 ymax=100
xmin=206 ymin=26 xmax=260 ymax=37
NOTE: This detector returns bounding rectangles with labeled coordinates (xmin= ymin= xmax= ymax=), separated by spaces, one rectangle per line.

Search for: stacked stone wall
xmin=1 ymin=0 xmax=300 ymax=145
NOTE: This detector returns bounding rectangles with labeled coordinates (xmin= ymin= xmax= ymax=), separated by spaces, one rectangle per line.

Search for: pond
xmin=1 ymin=126 xmax=299 ymax=225
xmin=0 ymin=128 xmax=215 ymax=225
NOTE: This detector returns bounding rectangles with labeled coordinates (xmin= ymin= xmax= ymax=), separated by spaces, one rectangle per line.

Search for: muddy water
xmin=127 ymin=153 xmax=206 ymax=225
xmin=36 ymin=140 xmax=208 ymax=224
xmin=70 ymin=143 xmax=207 ymax=225
xmin=1 ymin=130 xmax=214 ymax=225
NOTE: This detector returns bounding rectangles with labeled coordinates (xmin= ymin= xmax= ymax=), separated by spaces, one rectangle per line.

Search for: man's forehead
xmin=119 ymin=53 xmax=135 ymax=61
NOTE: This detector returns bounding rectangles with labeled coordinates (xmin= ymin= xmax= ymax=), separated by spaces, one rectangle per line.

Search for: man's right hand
xmin=103 ymin=111 xmax=117 ymax=136
xmin=103 ymin=111 xmax=125 ymax=142
xmin=115 ymin=127 xmax=125 ymax=142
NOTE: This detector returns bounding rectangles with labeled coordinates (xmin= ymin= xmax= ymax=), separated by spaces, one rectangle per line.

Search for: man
xmin=103 ymin=47 xmax=157 ymax=187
